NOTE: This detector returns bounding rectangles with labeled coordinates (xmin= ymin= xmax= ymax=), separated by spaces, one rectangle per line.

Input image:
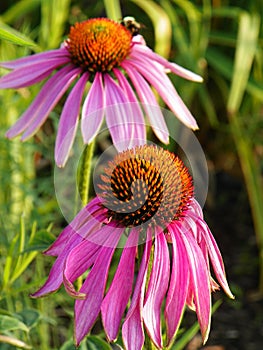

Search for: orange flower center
xmin=98 ymin=145 xmax=194 ymax=228
xmin=67 ymin=18 xmax=132 ymax=72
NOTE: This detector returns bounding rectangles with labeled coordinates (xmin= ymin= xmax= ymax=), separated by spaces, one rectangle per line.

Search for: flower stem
xmin=78 ymin=141 xmax=95 ymax=206
xmin=103 ymin=0 xmax=122 ymax=21
xmin=77 ymin=141 xmax=95 ymax=291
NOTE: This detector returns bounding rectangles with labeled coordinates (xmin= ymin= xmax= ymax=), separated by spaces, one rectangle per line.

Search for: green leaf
xmin=0 ymin=22 xmax=37 ymax=47
xmin=86 ymin=335 xmax=112 ymax=350
xmin=131 ymin=0 xmax=172 ymax=57
xmin=0 ymin=315 xmax=29 ymax=333
xmin=24 ymin=229 xmax=55 ymax=252
xmin=60 ymin=339 xmax=76 ymax=350
xmin=60 ymin=336 xmax=112 ymax=350
xmin=227 ymin=12 xmax=260 ymax=113
xmin=15 ymin=309 xmax=41 ymax=329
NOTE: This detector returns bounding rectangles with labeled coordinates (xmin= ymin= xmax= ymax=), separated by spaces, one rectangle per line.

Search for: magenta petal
xmin=126 ymin=58 xmax=199 ymax=130
xmin=195 ymin=218 xmax=234 ymax=298
xmin=113 ymin=68 xmax=146 ymax=144
xmin=20 ymin=65 xmax=81 ymax=140
xmin=143 ymin=230 xmax=170 ymax=348
xmin=81 ymin=72 xmax=105 ymax=144
xmin=122 ymin=233 xmax=152 ymax=350
xmin=5 ymin=66 xmax=77 ymax=138
xmin=165 ymin=224 xmax=189 ymax=345
xmin=63 ymin=240 xmax=100 ymax=299
xmin=104 ymin=73 xmax=139 ymax=151
xmin=31 ymin=233 xmax=83 ymax=297
xmin=63 ymin=224 xmax=120 ymax=298
xmin=122 ymin=62 xmax=169 ymax=144
xmin=55 ymin=72 xmax=89 ymax=167
xmin=181 ymin=228 xmax=211 ymax=343
xmin=131 ymin=45 xmax=203 ymax=82
xmin=45 ymin=197 xmax=103 ymax=256
xmin=0 ymin=57 xmax=70 ymax=89
xmin=101 ymin=229 xmax=138 ymax=341
xmin=74 ymin=230 xmax=122 ymax=346
xmin=0 ymin=47 xmax=69 ymax=69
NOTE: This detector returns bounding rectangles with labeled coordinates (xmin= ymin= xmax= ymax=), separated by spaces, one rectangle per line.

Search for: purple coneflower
xmin=0 ymin=18 xmax=202 ymax=167
xmin=32 ymin=145 xmax=234 ymax=349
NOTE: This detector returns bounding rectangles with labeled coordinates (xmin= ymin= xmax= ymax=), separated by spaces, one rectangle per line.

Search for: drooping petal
xmin=0 ymin=57 xmax=70 ymax=89
xmin=113 ymin=68 xmax=146 ymax=144
xmin=165 ymin=224 xmax=189 ymax=346
xmin=31 ymin=233 xmax=83 ymax=297
xmin=74 ymin=229 xmax=122 ymax=346
xmin=196 ymin=217 xmax=234 ymax=298
xmin=122 ymin=233 xmax=152 ymax=350
xmin=101 ymin=229 xmax=138 ymax=341
xmin=130 ymin=44 xmax=203 ymax=82
xmin=125 ymin=57 xmax=199 ymax=130
xmin=143 ymin=230 xmax=170 ymax=348
xmin=81 ymin=72 xmax=105 ymax=144
xmin=180 ymin=228 xmax=211 ymax=343
xmin=5 ymin=65 xmax=78 ymax=138
xmin=122 ymin=61 xmax=169 ymax=144
xmin=21 ymin=65 xmax=81 ymax=140
xmin=63 ymin=224 xmax=122 ymax=298
xmin=0 ymin=47 xmax=70 ymax=69
xmin=55 ymin=72 xmax=89 ymax=167
xmin=104 ymin=73 xmax=138 ymax=151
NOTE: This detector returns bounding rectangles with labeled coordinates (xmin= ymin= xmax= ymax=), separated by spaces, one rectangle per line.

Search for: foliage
xmin=0 ymin=0 xmax=262 ymax=349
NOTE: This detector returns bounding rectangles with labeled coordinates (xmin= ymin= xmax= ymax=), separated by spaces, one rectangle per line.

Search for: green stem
xmin=228 ymin=111 xmax=263 ymax=294
xmin=78 ymin=141 xmax=95 ymax=206
xmin=76 ymin=141 xmax=96 ymax=291
xmin=103 ymin=0 xmax=122 ymax=21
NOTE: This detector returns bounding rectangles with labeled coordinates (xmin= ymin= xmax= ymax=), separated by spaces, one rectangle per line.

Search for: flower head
xmin=0 ymin=18 xmax=202 ymax=167
xmin=32 ymin=145 xmax=233 ymax=349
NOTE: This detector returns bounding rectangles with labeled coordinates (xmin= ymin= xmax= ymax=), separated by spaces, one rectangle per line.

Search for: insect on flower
xmin=120 ymin=16 xmax=143 ymax=36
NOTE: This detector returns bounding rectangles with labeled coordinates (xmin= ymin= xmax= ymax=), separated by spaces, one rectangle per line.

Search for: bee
xmin=120 ymin=16 xmax=142 ymax=36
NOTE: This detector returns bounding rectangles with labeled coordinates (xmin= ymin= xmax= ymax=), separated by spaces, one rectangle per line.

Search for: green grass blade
xmin=227 ymin=12 xmax=260 ymax=113
xmin=131 ymin=0 xmax=172 ymax=57
xmin=0 ymin=22 xmax=37 ymax=47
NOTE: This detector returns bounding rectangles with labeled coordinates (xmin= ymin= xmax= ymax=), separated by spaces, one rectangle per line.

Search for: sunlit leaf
xmin=227 ymin=12 xmax=260 ymax=113
xmin=0 ymin=315 xmax=29 ymax=333
xmin=0 ymin=22 xmax=37 ymax=47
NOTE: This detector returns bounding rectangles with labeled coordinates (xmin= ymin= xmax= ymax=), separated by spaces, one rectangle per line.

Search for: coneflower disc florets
xmin=67 ymin=18 xmax=132 ymax=72
xmin=98 ymin=145 xmax=194 ymax=228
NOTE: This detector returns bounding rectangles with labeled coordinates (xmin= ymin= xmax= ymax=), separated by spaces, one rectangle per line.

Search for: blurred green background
xmin=0 ymin=0 xmax=263 ymax=349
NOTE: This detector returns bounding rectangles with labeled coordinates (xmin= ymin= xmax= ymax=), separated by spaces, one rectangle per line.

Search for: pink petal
xmin=165 ymin=224 xmax=189 ymax=346
xmin=122 ymin=231 xmax=152 ymax=350
xmin=104 ymin=73 xmax=139 ymax=151
xmin=131 ymin=45 xmax=203 ymax=82
xmin=122 ymin=62 xmax=169 ymax=144
xmin=101 ymin=229 xmax=138 ymax=341
xmin=143 ymin=230 xmax=170 ymax=348
xmin=55 ymin=72 xmax=89 ymax=167
xmin=5 ymin=66 xmax=76 ymax=138
xmin=81 ymin=72 xmax=105 ymax=144
xmin=74 ymin=230 xmax=122 ymax=346
xmin=113 ymin=68 xmax=146 ymax=145
xmin=20 ymin=65 xmax=81 ymax=140
xmin=45 ymin=197 xmax=104 ymax=256
xmin=31 ymin=233 xmax=83 ymax=297
xmin=0 ymin=47 xmax=69 ymax=69
xmin=63 ymin=224 xmax=121 ymax=298
xmin=125 ymin=57 xmax=199 ymax=130
xmin=195 ymin=216 xmax=234 ymax=298
xmin=0 ymin=57 xmax=70 ymax=89
xmin=181 ymin=228 xmax=211 ymax=343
